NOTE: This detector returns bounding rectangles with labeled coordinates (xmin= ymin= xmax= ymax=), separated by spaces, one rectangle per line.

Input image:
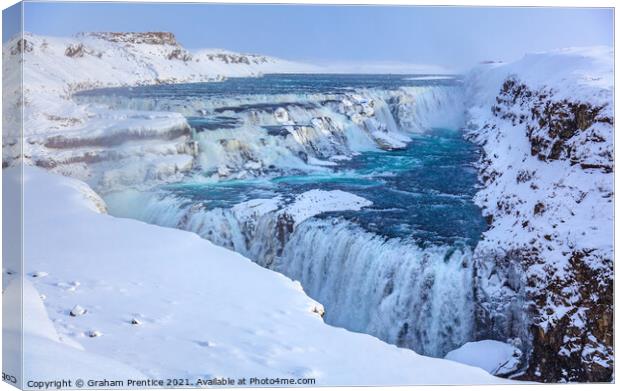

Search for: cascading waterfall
xmin=276 ymin=220 xmax=475 ymax=356
xmin=76 ymin=83 xmax=464 ymax=181
xmin=99 ymin=75 xmax=481 ymax=358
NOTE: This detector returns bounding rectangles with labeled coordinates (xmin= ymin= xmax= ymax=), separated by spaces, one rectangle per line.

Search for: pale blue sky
xmin=4 ymin=1 xmax=614 ymax=70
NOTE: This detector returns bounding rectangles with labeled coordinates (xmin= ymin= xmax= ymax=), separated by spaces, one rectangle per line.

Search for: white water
xmin=278 ymin=220 xmax=475 ymax=356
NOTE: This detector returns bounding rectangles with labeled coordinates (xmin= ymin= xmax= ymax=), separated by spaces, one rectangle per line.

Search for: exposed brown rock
xmin=82 ymin=32 xmax=178 ymax=46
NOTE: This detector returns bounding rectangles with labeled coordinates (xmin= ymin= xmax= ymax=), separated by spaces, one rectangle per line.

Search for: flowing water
xmin=79 ymin=74 xmax=486 ymax=357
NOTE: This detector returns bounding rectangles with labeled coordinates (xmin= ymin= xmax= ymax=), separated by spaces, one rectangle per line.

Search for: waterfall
xmin=76 ymin=85 xmax=464 ymax=183
xmin=105 ymin=189 xmax=476 ymax=357
xmin=101 ymin=79 xmax=476 ymax=358
xmin=277 ymin=220 xmax=475 ymax=357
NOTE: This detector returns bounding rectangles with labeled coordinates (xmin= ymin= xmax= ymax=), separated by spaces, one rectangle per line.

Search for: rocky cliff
xmin=465 ymin=47 xmax=613 ymax=382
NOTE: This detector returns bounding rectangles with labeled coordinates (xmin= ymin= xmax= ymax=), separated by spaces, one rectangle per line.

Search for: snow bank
xmin=10 ymin=166 xmax=508 ymax=385
xmin=466 ymin=46 xmax=613 ymax=108
xmin=3 ymin=279 xmax=145 ymax=385
xmin=445 ymin=340 xmax=522 ymax=376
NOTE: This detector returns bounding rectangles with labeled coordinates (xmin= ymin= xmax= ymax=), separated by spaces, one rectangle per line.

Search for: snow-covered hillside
xmin=463 ymin=47 xmax=613 ymax=382
xmin=17 ymin=31 xmax=314 ymax=93
xmin=3 ymin=166 xmax=507 ymax=387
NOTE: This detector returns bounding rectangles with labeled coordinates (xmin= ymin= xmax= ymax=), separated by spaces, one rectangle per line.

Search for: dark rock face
xmin=10 ymin=38 xmax=33 ymax=55
xmin=526 ymin=250 xmax=613 ymax=382
xmin=474 ymin=77 xmax=614 ymax=382
xmin=83 ymin=32 xmax=178 ymax=46
xmin=167 ymin=48 xmax=193 ymax=62
xmin=275 ymin=213 xmax=295 ymax=256
xmin=65 ymin=43 xmax=86 ymax=58
xmin=493 ymin=78 xmax=613 ymax=171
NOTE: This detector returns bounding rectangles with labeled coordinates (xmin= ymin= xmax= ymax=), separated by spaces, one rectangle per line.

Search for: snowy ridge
xmin=445 ymin=340 xmax=523 ymax=377
xmin=464 ymin=47 xmax=613 ymax=381
xmin=6 ymin=166 xmax=507 ymax=386
xmin=18 ymin=32 xmax=315 ymax=94
xmin=280 ymin=189 xmax=373 ymax=226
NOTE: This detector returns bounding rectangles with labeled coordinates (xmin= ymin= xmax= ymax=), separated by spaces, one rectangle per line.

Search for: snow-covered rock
xmin=464 ymin=47 xmax=613 ymax=382
xmin=283 ymin=190 xmax=372 ymax=226
xmin=69 ymin=305 xmax=87 ymax=317
xmin=7 ymin=166 xmax=509 ymax=385
xmin=228 ymin=189 xmax=371 ymax=230
xmin=445 ymin=340 xmax=523 ymax=376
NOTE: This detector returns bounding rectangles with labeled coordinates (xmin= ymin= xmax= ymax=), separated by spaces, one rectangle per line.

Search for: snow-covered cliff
xmin=464 ymin=47 xmax=613 ymax=382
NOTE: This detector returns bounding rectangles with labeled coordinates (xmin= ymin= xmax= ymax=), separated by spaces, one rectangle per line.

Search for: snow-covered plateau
xmin=2 ymin=31 xmax=614 ymax=384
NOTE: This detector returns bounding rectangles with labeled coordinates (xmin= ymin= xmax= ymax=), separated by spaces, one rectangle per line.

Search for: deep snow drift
xmin=3 ymin=166 xmax=508 ymax=386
